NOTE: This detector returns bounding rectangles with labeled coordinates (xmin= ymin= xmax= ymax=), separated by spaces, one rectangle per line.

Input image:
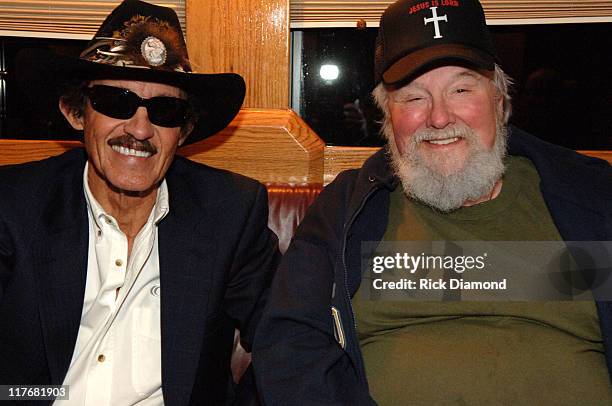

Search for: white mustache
xmin=412 ymin=126 xmax=473 ymax=143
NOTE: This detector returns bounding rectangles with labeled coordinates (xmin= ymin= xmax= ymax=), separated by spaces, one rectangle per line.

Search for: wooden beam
xmin=323 ymin=146 xmax=380 ymax=185
xmin=186 ymin=0 xmax=290 ymax=109
xmin=181 ymin=108 xmax=324 ymax=184
xmin=322 ymin=147 xmax=612 ymax=185
xmin=0 ymin=109 xmax=325 ymax=184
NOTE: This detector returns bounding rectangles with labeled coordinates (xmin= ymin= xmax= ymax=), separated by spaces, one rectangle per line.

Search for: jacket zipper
xmin=339 ymin=182 xmax=380 ymax=384
xmin=330 ymin=306 xmax=346 ymax=349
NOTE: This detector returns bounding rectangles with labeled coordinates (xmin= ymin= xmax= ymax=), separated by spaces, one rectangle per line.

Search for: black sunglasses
xmin=85 ymin=85 xmax=189 ymax=128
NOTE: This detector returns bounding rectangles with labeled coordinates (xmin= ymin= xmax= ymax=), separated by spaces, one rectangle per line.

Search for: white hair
xmin=372 ymin=64 xmax=513 ymax=136
xmin=372 ymin=64 xmax=513 ymax=212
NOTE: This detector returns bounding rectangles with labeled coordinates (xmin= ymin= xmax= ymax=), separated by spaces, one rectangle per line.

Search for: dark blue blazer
xmin=0 ymin=148 xmax=280 ymax=405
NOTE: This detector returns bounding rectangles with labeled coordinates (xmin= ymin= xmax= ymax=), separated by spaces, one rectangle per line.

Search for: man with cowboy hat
xmin=0 ymin=0 xmax=279 ymax=404
xmin=253 ymin=0 xmax=612 ymax=404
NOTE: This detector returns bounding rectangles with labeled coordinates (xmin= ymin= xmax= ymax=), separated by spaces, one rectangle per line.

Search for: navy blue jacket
xmin=253 ymin=127 xmax=612 ymax=405
xmin=0 ymin=148 xmax=280 ymax=405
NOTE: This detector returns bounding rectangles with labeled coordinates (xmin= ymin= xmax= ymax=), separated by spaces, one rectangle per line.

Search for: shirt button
xmin=97 ymin=354 xmax=105 ymax=363
xmin=105 ymin=217 xmax=112 ymax=225
xmin=115 ymin=259 xmax=123 ymax=267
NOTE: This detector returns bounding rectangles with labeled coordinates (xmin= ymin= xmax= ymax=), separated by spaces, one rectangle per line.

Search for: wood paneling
xmin=579 ymin=150 xmax=612 ymax=165
xmin=0 ymin=139 xmax=79 ymax=165
xmin=323 ymin=146 xmax=380 ymax=185
xmin=181 ymin=108 xmax=324 ymax=184
xmin=186 ymin=0 xmax=290 ymax=109
xmin=0 ymin=109 xmax=325 ymax=184
xmin=0 ymin=120 xmax=608 ymax=186
xmin=322 ymin=147 xmax=612 ymax=184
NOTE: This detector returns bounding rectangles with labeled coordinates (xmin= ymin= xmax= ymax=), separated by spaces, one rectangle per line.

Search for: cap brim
xmin=382 ymin=44 xmax=496 ymax=86
xmin=15 ymin=48 xmax=245 ymax=145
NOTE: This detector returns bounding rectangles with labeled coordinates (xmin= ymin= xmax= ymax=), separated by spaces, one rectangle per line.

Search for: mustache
xmin=412 ymin=125 xmax=474 ymax=143
xmin=107 ymin=134 xmax=157 ymax=154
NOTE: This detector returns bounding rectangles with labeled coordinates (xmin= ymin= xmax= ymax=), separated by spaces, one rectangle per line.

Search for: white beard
xmin=386 ymin=121 xmax=508 ymax=213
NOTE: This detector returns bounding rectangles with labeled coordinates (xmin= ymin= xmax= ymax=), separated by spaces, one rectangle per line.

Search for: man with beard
xmin=0 ymin=1 xmax=279 ymax=404
xmin=253 ymin=0 xmax=612 ymax=404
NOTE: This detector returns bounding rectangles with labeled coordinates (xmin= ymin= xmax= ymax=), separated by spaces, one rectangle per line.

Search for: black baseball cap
xmin=375 ymin=0 xmax=498 ymax=85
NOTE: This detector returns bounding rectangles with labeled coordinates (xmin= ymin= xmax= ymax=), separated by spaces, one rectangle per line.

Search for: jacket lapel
xmin=508 ymin=126 xmax=608 ymax=240
xmin=28 ymin=151 xmax=221 ymax=397
xmin=548 ymin=188 xmax=612 ymax=380
xmin=509 ymin=127 xmax=612 ymax=380
xmin=32 ymin=149 xmax=89 ymax=384
xmin=158 ymin=166 xmax=216 ymax=406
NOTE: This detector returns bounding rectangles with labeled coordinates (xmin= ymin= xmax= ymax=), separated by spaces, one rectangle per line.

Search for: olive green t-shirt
xmin=353 ymin=156 xmax=611 ymax=405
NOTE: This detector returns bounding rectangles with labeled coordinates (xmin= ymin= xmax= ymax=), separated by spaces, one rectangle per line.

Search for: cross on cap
xmin=424 ymin=7 xmax=448 ymax=39
xmin=375 ymin=0 xmax=498 ymax=85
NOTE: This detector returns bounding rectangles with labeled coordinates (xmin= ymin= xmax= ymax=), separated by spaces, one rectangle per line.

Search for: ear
xmin=59 ymin=99 xmax=84 ymax=131
xmin=495 ymin=90 xmax=504 ymax=119
xmin=178 ymin=123 xmax=194 ymax=147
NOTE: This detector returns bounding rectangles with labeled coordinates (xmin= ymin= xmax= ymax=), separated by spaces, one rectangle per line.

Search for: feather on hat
xmin=16 ymin=0 xmax=245 ymax=145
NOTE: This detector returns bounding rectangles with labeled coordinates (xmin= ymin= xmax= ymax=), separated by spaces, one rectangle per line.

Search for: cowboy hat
xmin=16 ymin=0 xmax=245 ymax=145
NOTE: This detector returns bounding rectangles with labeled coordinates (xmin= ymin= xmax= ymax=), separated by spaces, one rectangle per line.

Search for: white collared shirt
xmin=56 ymin=163 xmax=169 ymax=405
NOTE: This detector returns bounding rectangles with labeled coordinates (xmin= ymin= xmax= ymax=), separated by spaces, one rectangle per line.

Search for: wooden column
xmin=185 ymin=0 xmax=290 ymax=109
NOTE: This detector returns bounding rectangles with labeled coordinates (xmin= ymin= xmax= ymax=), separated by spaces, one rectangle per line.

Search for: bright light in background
xmin=320 ymin=64 xmax=339 ymax=81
